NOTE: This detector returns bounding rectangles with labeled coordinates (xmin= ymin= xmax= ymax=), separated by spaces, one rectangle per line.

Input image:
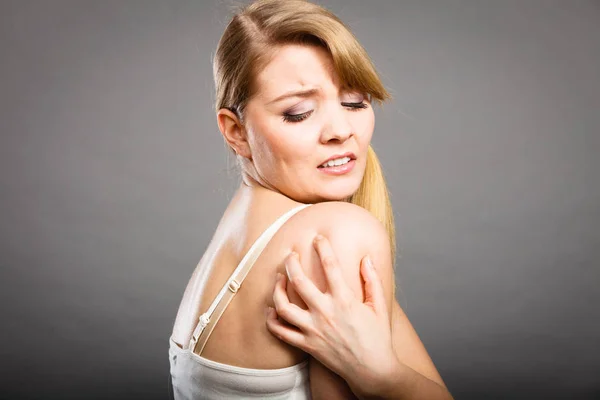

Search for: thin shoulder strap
xmin=188 ymin=203 xmax=312 ymax=354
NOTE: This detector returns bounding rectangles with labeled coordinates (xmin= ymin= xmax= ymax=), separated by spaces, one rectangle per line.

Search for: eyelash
xmin=282 ymin=102 xmax=368 ymax=123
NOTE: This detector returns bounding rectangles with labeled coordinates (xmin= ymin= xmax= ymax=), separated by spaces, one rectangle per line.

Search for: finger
xmin=265 ymin=307 xmax=310 ymax=351
xmin=313 ymin=235 xmax=353 ymax=298
xmin=284 ymin=252 xmax=327 ymax=310
xmin=360 ymin=255 xmax=388 ymax=315
xmin=272 ymin=273 xmax=313 ymax=330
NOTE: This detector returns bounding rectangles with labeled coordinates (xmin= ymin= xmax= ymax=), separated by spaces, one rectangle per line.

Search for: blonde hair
xmin=213 ymin=0 xmax=397 ymax=264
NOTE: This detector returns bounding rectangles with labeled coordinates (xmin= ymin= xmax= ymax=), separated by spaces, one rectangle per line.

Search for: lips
xmin=318 ymin=152 xmax=356 ymax=168
xmin=317 ymin=159 xmax=356 ymax=175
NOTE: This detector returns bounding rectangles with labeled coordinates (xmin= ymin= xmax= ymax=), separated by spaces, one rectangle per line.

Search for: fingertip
xmin=285 ymin=251 xmax=298 ymax=269
xmin=361 ymin=259 xmax=372 ymax=286
xmin=285 ymin=252 xmax=302 ymax=283
xmin=360 ymin=256 xmax=372 ymax=276
xmin=278 ymin=272 xmax=288 ymax=289
xmin=364 ymin=255 xmax=374 ymax=270
xmin=274 ymin=272 xmax=283 ymax=287
xmin=284 ymin=252 xmax=295 ymax=267
xmin=313 ymin=234 xmax=324 ymax=245
xmin=265 ymin=306 xmax=274 ymax=318
xmin=361 ymin=255 xmax=386 ymax=308
xmin=291 ymin=251 xmax=299 ymax=262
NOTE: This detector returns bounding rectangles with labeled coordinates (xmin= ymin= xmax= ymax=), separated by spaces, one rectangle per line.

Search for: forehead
xmin=254 ymin=44 xmax=340 ymax=100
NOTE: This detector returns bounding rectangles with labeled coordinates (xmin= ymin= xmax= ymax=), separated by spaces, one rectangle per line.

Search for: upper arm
xmin=284 ymin=201 xmax=395 ymax=316
xmin=278 ymin=201 xmax=446 ymax=393
xmin=278 ymin=201 xmax=394 ymax=398
xmin=391 ymin=301 xmax=448 ymax=388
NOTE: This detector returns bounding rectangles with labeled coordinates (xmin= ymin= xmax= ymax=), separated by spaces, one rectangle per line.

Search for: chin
xmin=317 ymin=182 xmax=362 ymax=202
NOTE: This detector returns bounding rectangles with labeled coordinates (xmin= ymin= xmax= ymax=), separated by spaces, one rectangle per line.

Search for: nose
xmin=320 ymin=103 xmax=354 ymax=143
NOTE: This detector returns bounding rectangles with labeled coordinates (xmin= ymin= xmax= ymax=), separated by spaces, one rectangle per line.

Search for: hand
xmin=266 ymin=235 xmax=401 ymax=398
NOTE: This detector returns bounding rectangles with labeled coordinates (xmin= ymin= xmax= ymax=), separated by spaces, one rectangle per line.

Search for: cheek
xmin=354 ymin=109 xmax=375 ymax=144
xmin=249 ymin=130 xmax=272 ymax=162
xmin=270 ymin=125 xmax=317 ymax=166
xmin=249 ymin=118 xmax=280 ymax=156
xmin=252 ymin=122 xmax=311 ymax=170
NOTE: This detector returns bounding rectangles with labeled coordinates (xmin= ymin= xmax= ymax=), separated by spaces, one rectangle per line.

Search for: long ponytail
xmin=349 ymin=146 xmax=396 ymax=292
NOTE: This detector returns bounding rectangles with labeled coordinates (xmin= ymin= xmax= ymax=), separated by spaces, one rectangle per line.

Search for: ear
xmin=216 ymin=108 xmax=252 ymax=158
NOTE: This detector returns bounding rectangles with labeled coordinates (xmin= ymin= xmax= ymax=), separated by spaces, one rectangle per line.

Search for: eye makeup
xmin=282 ymin=101 xmax=315 ymax=123
xmin=281 ymin=95 xmax=369 ymax=123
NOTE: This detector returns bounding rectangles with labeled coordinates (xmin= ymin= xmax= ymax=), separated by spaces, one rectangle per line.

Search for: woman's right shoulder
xmin=291 ymin=201 xmax=387 ymax=238
xmin=244 ymin=200 xmax=395 ymax=367
xmin=285 ymin=201 xmax=390 ymax=255
xmin=268 ymin=201 xmax=394 ymax=304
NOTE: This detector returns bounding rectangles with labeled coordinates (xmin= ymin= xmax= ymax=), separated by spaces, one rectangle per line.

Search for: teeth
xmin=321 ymin=156 xmax=351 ymax=168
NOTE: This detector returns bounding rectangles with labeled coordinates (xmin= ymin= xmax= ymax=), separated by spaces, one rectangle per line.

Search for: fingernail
xmin=285 ymin=252 xmax=296 ymax=281
xmin=265 ymin=306 xmax=274 ymax=317
xmin=285 ymin=253 xmax=295 ymax=268
xmin=313 ymin=234 xmax=324 ymax=244
xmin=365 ymin=255 xmax=373 ymax=269
xmin=276 ymin=272 xmax=282 ymax=282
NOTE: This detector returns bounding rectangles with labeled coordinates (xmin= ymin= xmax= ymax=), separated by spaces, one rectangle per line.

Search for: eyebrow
xmin=267 ymin=88 xmax=321 ymax=105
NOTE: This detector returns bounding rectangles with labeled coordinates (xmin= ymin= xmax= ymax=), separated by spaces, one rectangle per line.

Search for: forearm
xmin=364 ymin=361 xmax=453 ymax=400
xmin=309 ymin=358 xmax=358 ymax=400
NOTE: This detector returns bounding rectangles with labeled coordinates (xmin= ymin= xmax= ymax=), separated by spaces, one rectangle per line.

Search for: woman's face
xmin=242 ymin=44 xmax=375 ymax=203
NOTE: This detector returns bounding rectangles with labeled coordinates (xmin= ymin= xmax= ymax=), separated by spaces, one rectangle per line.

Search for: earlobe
xmin=216 ymin=108 xmax=252 ymax=158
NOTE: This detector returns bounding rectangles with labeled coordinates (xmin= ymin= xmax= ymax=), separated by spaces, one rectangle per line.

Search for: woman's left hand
xmin=265 ymin=235 xmax=400 ymax=398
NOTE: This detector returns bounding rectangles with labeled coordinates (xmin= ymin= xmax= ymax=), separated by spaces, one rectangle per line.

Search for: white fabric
xmin=189 ymin=203 xmax=312 ymax=352
xmin=169 ymin=204 xmax=313 ymax=399
xmin=169 ymin=338 xmax=310 ymax=399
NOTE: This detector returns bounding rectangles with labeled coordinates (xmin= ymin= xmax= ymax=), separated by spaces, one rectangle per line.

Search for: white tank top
xmin=169 ymin=204 xmax=312 ymax=399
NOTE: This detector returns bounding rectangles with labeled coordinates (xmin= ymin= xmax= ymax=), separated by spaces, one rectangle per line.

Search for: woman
xmin=169 ymin=0 xmax=452 ymax=398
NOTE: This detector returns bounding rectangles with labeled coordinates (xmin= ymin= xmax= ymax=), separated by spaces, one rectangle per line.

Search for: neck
xmin=235 ymin=179 xmax=298 ymax=208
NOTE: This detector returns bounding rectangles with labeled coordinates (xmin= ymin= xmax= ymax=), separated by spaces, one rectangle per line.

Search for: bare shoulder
xmin=293 ymin=201 xmax=387 ymax=235
xmin=271 ymin=201 xmax=396 ymax=397
xmin=241 ymin=201 xmax=394 ymax=368
xmin=281 ymin=201 xmax=390 ymax=250
xmin=269 ymin=201 xmax=394 ymax=308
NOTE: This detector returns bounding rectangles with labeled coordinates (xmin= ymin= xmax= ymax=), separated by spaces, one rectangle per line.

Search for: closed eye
xmin=282 ymin=110 xmax=313 ymax=123
xmin=341 ymin=102 xmax=368 ymax=110
xmin=282 ymin=102 xmax=368 ymax=123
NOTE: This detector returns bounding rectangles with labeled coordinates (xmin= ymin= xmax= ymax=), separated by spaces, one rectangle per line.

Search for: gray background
xmin=1 ymin=0 xmax=599 ymax=399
